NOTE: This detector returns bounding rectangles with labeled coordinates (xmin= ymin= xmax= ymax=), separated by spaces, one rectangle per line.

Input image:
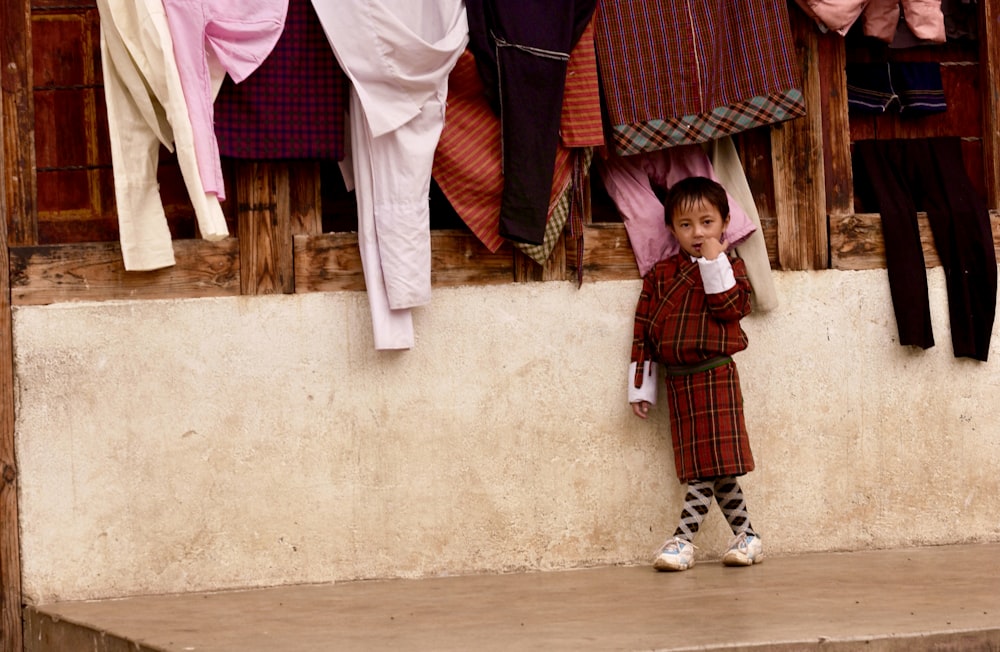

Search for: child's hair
xmin=663 ymin=176 xmax=729 ymax=227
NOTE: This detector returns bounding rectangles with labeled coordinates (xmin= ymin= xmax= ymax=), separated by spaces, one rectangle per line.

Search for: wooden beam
xmin=237 ymin=161 xmax=294 ymax=295
xmin=1 ymin=0 xmax=38 ymax=248
xmin=513 ymin=236 xmax=567 ymax=283
xmin=0 ymin=208 xmax=21 ymax=652
xmin=817 ymin=30 xmax=853 ymax=216
xmin=566 ymin=223 xmax=639 ymax=282
xmin=293 ymin=231 xmax=516 ymax=293
xmin=0 ymin=0 xmax=29 ymax=647
xmin=983 ymin=0 xmax=1000 ymax=208
xmin=829 ymin=211 xmax=1000 ymax=271
xmin=292 ymin=232 xmax=366 ymax=293
xmin=9 ymin=239 xmax=240 ymax=306
xmin=771 ymin=6 xmax=829 ymax=271
xmin=289 ymin=161 xmax=323 ymax=236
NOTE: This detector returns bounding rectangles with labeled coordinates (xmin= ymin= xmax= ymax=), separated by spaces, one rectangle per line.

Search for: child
xmin=628 ymin=175 xmax=762 ymax=572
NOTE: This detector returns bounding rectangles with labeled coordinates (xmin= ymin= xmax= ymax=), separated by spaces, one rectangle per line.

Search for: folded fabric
xmin=846 ymin=62 xmax=946 ymax=115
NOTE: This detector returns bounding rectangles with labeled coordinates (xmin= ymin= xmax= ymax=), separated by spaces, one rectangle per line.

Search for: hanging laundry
xmin=213 ymin=0 xmax=347 ymax=161
xmin=792 ymin=0 xmax=945 ymax=44
xmin=853 ymin=137 xmax=996 ymax=361
xmin=162 ymin=0 xmax=288 ymax=200
xmin=432 ymin=18 xmax=604 ymax=261
xmin=846 ymin=62 xmax=947 ymax=115
xmin=465 ymin=0 xmax=598 ymax=246
xmin=596 ymin=146 xmax=757 ymax=279
xmin=311 ymin=0 xmax=468 ymax=350
xmin=97 ymin=0 xmax=230 ymax=271
xmin=594 ymin=0 xmax=806 ymax=157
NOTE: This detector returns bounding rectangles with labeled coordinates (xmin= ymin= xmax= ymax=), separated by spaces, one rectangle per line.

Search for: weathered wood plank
xmin=0 ymin=1 xmax=30 ymax=648
xmin=289 ymin=161 xmax=322 ymax=236
xmin=292 ymin=232 xmax=366 ymax=292
xmin=817 ymin=31 xmax=853 ymax=215
xmin=568 ymin=223 xmax=639 ymax=282
xmin=771 ymin=7 xmax=828 ymax=271
xmin=0 ymin=212 xmax=21 ymax=652
xmin=830 ymin=210 xmax=1000 ymax=271
xmin=2 ymin=0 xmax=38 ymax=248
xmin=983 ymin=0 xmax=1000 ymax=208
xmin=431 ymin=231 xmax=515 ymax=287
xmin=293 ymin=231 xmax=515 ymax=293
xmin=237 ymin=161 xmax=294 ymax=295
xmin=513 ymin=236 xmax=567 ymax=283
xmin=9 ymin=239 xmax=240 ymax=305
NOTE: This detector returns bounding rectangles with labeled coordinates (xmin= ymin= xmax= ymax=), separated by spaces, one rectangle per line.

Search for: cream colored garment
xmin=704 ymin=137 xmax=779 ymax=313
xmin=313 ymin=0 xmax=468 ymax=350
xmin=98 ymin=0 xmax=230 ymax=271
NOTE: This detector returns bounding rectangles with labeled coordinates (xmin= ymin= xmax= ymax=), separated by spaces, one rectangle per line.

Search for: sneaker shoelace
xmin=728 ymin=531 xmax=750 ymax=552
xmin=655 ymin=537 xmax=697 ymax=556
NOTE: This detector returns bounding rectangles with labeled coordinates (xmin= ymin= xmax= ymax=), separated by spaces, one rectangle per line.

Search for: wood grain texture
xmin=0 ymin=1 xmax=29 ymax=649
xmin=9 ymin=239 xmax=240 ymax=305
xmin=293 ymin=231 xmax=516 ymax=293
xmin=237 ymin=161 xmax=294 ymax=295
xmin=771 ymin=7 xmax=828 ymax=271
xmin=830 ymin=210 xmax=1000 ymax=270
xmin=983 ymin=0 xmax=1000 ymax=208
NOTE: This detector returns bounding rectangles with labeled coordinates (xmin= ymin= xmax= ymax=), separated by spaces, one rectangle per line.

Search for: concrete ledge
xmin=23 ymin=543 xmax=1000 ymax=651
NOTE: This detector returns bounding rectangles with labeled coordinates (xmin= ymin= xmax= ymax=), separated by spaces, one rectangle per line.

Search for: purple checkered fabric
xmin=595 ymin=0 xmax=806 ymax=156
xmin=213 ymin=0 xmax=347 ymax=160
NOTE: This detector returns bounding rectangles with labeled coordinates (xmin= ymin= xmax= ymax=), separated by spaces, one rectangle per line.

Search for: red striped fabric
xmin=594 ymin=0 xmax=805 ymax=155
xmin=433 ymin=21 xmax=604 ymax=252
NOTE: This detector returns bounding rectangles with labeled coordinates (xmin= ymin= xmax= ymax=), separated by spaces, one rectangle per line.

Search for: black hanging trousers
xmin=853 ymin=137 xmax=996 ymax=361
xmin=466 ymin=0 xmax=596 ymax=245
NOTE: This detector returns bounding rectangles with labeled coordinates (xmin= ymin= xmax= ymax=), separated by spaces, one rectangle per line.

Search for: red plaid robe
xmin=631 ymin=254 xmax=755 ymax=482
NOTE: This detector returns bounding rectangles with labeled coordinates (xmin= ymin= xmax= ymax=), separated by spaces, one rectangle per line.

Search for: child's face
xmin=668 ymin=197 xmax=730 ymax=258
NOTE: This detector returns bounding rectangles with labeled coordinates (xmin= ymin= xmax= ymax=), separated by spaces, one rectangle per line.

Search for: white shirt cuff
xmin=698 ymin=253 xmax=736 ymax=294
xmin=628 ymin=361 xmax=657 ymax=404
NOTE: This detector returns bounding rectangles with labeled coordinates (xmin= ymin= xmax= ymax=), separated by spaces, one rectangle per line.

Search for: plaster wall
xmin=13 ymin=269 xmax=1000 ymax=603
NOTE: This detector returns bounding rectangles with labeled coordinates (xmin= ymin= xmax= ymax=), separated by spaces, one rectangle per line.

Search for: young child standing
xmin=628 ymin=175 xmax=762 ymax=572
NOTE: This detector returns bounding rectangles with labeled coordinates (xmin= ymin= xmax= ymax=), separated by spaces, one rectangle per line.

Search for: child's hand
xmin=700 ymin=236 xmax=726 ymax=261
xmin=631 ymin=401 xmax=651 ymax=419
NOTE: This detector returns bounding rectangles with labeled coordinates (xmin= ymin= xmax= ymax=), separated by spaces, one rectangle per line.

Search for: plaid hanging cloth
xmin=594 ymin=0 xmax=807 ymax=156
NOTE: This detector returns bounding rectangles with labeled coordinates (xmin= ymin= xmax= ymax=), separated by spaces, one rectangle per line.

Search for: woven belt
xmin=663 ymin=355 xmax=733 ymax=377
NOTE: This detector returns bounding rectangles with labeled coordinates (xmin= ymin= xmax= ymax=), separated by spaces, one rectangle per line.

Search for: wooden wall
xmin=2 ymin=2 xmax=1000 ymax=650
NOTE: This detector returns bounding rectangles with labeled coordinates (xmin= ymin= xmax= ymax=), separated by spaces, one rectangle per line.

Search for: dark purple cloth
xmin=213 ymin=0 xmax=347 ymax=160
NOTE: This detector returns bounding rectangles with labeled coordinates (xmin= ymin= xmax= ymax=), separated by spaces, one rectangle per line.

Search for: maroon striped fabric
xmin=595 ymin=0 xmax=806 ymax=155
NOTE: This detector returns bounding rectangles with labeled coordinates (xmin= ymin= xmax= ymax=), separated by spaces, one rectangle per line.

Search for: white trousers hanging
xmin=311 ymin=0 xmax=468 ymax=350
xmin=98 ymin=0 xmax=230 ymax=271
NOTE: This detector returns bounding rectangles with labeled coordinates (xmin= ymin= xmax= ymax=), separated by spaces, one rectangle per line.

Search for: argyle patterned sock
xmin=672 ymin=480 xmax=714 ymax=541
xmin=713 ymin=476 xmax=756 ymax=536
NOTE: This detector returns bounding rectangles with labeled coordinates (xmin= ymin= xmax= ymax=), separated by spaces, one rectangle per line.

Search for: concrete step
xmin=24 ymin=543 xmax=1000 ymax=651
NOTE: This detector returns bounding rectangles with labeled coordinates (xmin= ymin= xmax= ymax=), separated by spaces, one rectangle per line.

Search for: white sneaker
xmin=653 ymin=537 xmax=696 ymax=571
xmin=722 ymin=531 xmax=763 ymax=566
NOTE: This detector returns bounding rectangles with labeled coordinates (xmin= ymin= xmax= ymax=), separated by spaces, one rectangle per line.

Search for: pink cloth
xmin=596 ymin=145 xmax=757 ymax=277
xmin=792 ymin=0 xmax=944 ymax=43
xmin=163 ymin=0 xmax=289 ymax=200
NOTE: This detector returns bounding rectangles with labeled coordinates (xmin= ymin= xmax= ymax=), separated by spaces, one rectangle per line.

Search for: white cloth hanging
xmin=97 ymin=0 xmax=230 ymax=271
xmin=311 ymin=0 xmax=468 ymax=349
